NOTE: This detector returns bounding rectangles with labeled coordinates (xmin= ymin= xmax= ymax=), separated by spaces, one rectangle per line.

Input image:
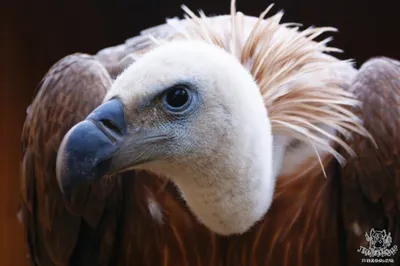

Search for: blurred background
xmin=1 ymin=0 xmax=399 ymax=265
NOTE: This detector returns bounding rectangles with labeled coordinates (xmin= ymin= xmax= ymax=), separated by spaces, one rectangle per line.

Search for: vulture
xmin=20 ymin=1 xmax=400 ymax=266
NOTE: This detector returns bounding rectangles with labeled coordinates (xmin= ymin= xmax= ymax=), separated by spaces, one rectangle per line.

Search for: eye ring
xmin=161 ymin=86 xmax=193 ymax=113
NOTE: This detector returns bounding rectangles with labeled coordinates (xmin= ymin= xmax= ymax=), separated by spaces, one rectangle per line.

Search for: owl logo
xmin=358 ymin=228 xmax=398 ymax=260
xmin=366 ymin=229 xmax=392 ymax=251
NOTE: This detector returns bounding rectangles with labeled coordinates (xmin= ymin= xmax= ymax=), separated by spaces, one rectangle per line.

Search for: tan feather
xmin=144 ymin=1 xmax=374 ymax=170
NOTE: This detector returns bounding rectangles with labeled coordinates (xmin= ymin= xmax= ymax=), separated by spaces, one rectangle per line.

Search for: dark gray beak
xmin=56 ymin=98 xmax=127 ymax=201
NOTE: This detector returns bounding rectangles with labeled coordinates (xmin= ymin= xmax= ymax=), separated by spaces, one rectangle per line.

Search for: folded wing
xmin=340 ymin=57 xmax=400 ymax=265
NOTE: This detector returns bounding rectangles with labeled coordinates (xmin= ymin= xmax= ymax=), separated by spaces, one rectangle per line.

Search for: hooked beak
xmin=56 ymin=99 xmax=126 ymax=201
xmin=56 ymin=98 xmax=168 ymax=201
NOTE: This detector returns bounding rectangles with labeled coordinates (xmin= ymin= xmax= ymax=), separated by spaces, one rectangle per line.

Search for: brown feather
xmin=223 ymin=155 xmax=344 ymax=266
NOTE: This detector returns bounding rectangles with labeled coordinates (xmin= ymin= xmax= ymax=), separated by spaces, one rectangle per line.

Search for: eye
xmin=162 ymin=86 xmax=192 ymax=113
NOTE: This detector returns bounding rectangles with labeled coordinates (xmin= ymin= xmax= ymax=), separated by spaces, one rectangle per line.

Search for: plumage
xmin=20 ymin=1 xmax=400 ymax=266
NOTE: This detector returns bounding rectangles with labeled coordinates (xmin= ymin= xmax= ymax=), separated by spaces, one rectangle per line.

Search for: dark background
xmin=1 ymin=0 xmax=399 ymax=265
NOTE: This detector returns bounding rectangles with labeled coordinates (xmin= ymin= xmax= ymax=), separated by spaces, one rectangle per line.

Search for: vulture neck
xmin=165 ymin=134 xmax=293 ymax=236
xmin=167 ymin=128 xmax=334 ymax=236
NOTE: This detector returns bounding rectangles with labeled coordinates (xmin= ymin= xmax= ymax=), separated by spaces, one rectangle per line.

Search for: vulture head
xmin=56 ymin=3 xmax=367 ymax=236
xmin=57 ymin=40 xmax=274 ymax=235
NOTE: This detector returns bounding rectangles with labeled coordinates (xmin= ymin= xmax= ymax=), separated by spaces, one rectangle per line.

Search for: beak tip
xmin=56 ymin=125 xmax=122 ymax=198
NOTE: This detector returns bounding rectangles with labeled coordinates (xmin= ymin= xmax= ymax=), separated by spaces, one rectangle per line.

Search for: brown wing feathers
xmin=20 ymin=54 xmax=121 ymax=265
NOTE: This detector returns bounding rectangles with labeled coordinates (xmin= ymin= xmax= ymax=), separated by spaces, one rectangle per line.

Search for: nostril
xmin=86 ymin=99 xmax=127 ymax=137
xmin=99 ymin=119 xmax=122 ymax=135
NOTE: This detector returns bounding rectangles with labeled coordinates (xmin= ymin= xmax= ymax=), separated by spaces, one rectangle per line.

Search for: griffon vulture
xmin=20 ymin=1 xmax=400 ymax=265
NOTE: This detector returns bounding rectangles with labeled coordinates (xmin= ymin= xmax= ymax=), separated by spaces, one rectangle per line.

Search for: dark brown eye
xmin=162 ymin=86 xmax=192 ymax=113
